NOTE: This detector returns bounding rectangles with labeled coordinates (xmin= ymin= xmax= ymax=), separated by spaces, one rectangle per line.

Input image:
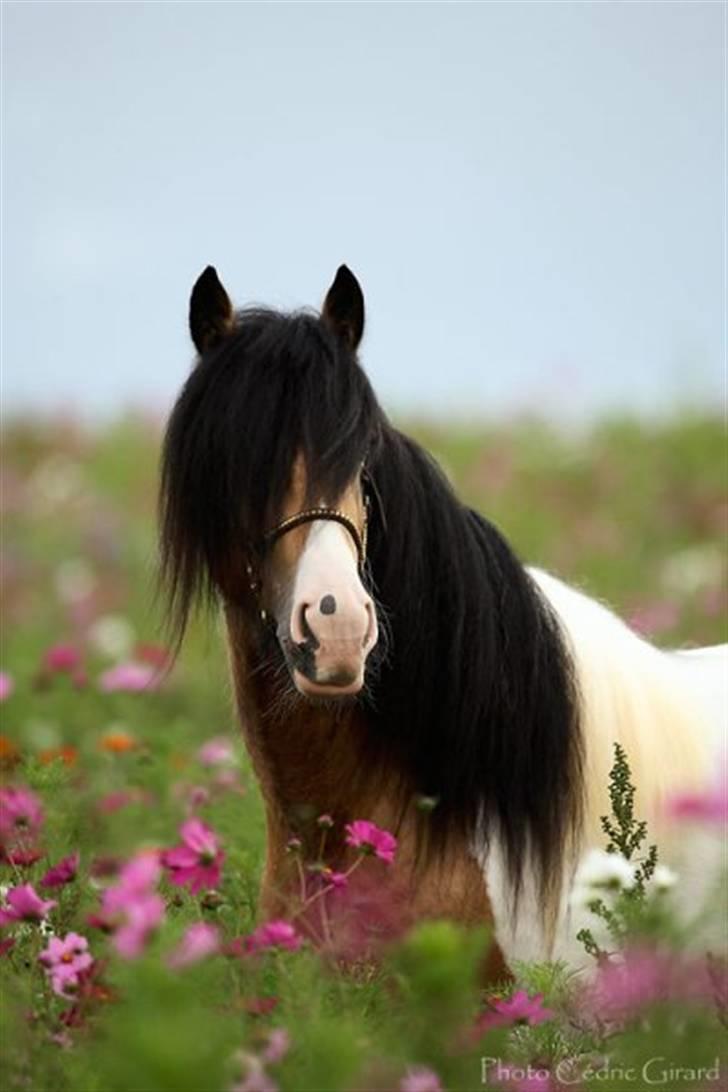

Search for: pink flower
xmin=666 ymin=769 xmax=727 ymax=825
xmin=231 ymin=1068 xmax=279 ymax=1092
xmin=162 ymin=818 xmax=224 ymax=894
xmin=39 ymin=933 xmax=93 ymax=997
xmin=0 ymin=785 xmax=44 ymax=844
xmin=41 ymin=852 xmax=80 ymax=888
xmin=112 ymin=894 xmax=166 ymax=958
xmin=197 ymin=736 xmax=236 ymax=766
xmin=0 ymin=884 xmax=56 ymax=926
xmin=260 ymin=1028 xmax=291 ymax=1065
xmin=168 ymin=922 xmax=221 ymax=968
xmin=344 ymin=819 xmax=397 ymax=864
xmin=245 ymin=920 xmax=303 ymax=954
xmin=0 ymin=671 xmax=13 ymax=701
xmin=585 ymin=947 xmax=715 ymax=1021
xmin=400 ymin=1066 xmax=444 ymax=1092
xmin=98 ymin=661 xmax=158 ymax=693
xmin=43 ymin=644 xmax=82 ymax=673
xmin=475 ymin=990 xmax=554 ymax=1034
xmin=323 ymin=869 xmax=348 ymax=891
xmin=100 ymin=851 xmax=165 ymax=958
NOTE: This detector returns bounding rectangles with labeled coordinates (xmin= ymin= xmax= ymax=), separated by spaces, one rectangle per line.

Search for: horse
xmin=159 ymin=264 xmax=726 ymax=973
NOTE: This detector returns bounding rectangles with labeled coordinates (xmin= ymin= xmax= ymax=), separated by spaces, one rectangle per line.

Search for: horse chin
xmin=292 ymin=668 xmax=364 ymax=702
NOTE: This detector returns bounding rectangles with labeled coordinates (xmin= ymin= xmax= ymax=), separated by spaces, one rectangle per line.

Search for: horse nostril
xmin=362 ymin=601 xmax=376 ymax=648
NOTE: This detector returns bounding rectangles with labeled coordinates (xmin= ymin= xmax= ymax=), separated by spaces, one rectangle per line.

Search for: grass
xmin=0 ymin=412 xmax=725 ymax=1092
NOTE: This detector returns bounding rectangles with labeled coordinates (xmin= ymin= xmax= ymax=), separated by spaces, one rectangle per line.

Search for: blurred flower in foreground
xmin=0 ymin=672 xmax=13 ymax=701
xmin=162 ymin=817 xmax=224 ymax=894
xmin=400 ymin=1066 xmax=444 ymax=1092
xmin=584 ymin=947 xmax=718 ymax=1022
xmin=39 ymin=933 xmax=93 ymax=998
xmin=0 ymin=884 xmax=56 ymax=925
xmin=168 ymin=922 xmax=221 ymax=968
xmin=98 ymin=661 xmax=158 ymax=693
xmin=100 ymin=851 xmax=165 ymax=959
xmin=344 ymin=819 xmax=397 ymax=864
xmin=260 ymin=1028 xmax=291 ymax=1065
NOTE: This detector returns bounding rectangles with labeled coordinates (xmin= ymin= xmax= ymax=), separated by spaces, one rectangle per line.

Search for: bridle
xmin=246 ymin=483 xmax=371 ymax=625
xmin=264 ymin=504 xmax=368 ymax=569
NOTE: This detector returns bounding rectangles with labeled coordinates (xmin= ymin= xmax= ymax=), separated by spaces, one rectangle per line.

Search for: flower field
xmin=0 ymin=413 xmax=725 ymax=1092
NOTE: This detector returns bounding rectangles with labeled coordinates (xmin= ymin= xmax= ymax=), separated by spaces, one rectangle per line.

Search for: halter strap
xmin=263 ymin=505 xmax=368 ymax=569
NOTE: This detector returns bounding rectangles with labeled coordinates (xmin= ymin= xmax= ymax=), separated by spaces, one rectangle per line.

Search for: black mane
xmin=159 ymin=307 xmax=583 ymax=906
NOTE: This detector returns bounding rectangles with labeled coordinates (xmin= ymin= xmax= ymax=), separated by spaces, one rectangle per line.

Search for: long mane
xmin=159 ymin=308 xmax=583 ymax=906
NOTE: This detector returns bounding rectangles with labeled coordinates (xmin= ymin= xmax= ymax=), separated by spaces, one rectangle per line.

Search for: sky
xmin=1 ymin=1 xmax=725 ymax=423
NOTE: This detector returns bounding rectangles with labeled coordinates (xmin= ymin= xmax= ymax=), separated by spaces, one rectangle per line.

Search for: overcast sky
xmin=2 ymin=1 xmax=724 ymax=422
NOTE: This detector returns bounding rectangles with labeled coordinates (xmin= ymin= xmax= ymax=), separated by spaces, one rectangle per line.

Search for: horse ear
xmin=321 ymin=265 xmax=365 ymax=351
xmin=189 ymin=266 xmax=235 ymax=354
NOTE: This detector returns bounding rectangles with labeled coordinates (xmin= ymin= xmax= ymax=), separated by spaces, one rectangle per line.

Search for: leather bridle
xmin=246 ymin=485 xmax=371 ymax=625
xmin=264 ymin=504 xmax=368 ymax=570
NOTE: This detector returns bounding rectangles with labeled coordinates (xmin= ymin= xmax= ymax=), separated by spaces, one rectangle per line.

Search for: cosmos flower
xmin=196 ymin=737 xmax=237 ymax=767
xmin=100 ymin=851 xmax=165 ymax=958
xmin=475 ymin=990 xmax=554 ymax=1033
xmin=168 ymin=922 xmax=221 ymax=968
xmin=399 ymin=1067 xmax=444 ymax=1092
xmin=0 ymin=785 xmax=44 ymax=845
xmin=245 ymin=920 xmax=303 ymax=954
xmin=344 ymin=819 xmax=397 ymax=864
xmin=162 ymin=818 xmax=224 ymax=894
xmin=39 ymin=933 xmax=93 ymax=997
xmin=40 ymin=852 xmax=80 ymax=888
xmin=0 ymin=884 xmax=57 ymax=926
xmin=98 ymin=661 xmax=158 ymax=693
xmin=0 ymin=672 xmax=14 ymax=702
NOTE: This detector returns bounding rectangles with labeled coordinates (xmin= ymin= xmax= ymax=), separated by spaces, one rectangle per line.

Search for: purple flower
xmin=0 ymin=884 xmax=56 ymax=926
xmin=196 ymin=736 xmax=236 ymax=767
xmin=475 ymin=990 xmax=554 ymax=1034
xmin=39 ymin=933 xmax=93 ymax=997
xmin=400 ymin=1067 xmax=444 ymax=1092
xmin=245 ymin=920 xmax=303 ymax=954
xmin=40 ymin=852 xmax=80 ymax=888
xmin=344 ymin=819 xmax=397 ymax=864
xmin=168 ymin=922 xmax=221 ymax=968
xmin=0 ymin=786 xmax=44 ymax=844
xmin=98 ymin=661 xmax=158 ymax=693
xmin=0 ymin=672 xmax=13 ymax=702
xmin=162 ymin=818 xmax=224 ymax=894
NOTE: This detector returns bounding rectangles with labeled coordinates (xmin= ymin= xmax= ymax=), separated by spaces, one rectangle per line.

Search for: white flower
xmin=88 ymin=614 xmax=136 ymax=660
xmin=652 ymin=864 xmax=678 ymax=891
xmin=660 ymin=544 xmax=724 ymax=596
xmin=574 ymin=848 xmax=636 ymax=892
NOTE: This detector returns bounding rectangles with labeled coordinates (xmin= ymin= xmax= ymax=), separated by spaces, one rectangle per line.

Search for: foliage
xmin=0 ymin=413 xmax=726 ymax=1091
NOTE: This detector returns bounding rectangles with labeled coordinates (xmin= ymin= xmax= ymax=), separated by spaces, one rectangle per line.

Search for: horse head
xmin=160 ymin=264 xmax=382 ymax=700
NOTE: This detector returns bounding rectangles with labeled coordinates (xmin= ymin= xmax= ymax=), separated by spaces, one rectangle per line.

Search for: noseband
xmin=264 ymin=504 xmax=368 ymax=570
xmin=246 ymin=492 xmax=370 ymax=626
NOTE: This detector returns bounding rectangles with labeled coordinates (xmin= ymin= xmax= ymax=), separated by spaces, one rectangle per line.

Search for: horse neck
xmin=223 ymin=604 xmax=392 ymax=856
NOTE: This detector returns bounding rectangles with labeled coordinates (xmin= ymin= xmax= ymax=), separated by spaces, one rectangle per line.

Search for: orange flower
xmin=39 ymin=745 xmax=78 ymax=767
xmin=0 ymin=735 xmax=20 ymax=769
xmin=99 ymin=731 xmax=137 ymax=754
